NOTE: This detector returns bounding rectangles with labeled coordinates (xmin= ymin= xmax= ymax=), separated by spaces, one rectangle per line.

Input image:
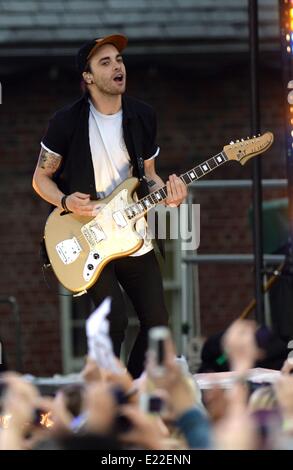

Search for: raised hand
xmin=222 ymin=319 xmax=260 ymax=373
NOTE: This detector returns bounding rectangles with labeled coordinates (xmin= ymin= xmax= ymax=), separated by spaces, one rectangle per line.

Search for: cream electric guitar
xmin=44 ymin=132 xmax=273 ymax=294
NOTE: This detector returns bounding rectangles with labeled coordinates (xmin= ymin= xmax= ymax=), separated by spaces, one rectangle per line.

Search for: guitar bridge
xmin=81 ymin=223 xmax=106 ymax=248
xmin=56 ymin=237 xmax=82 ymax=265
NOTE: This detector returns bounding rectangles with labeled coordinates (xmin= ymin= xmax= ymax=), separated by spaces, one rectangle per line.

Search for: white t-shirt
xmin=88 ymin=101 xmax=154 ymax=257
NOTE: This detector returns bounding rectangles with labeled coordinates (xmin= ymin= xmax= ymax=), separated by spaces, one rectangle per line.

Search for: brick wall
xmin=0 ymin=57 xmax=287 ymax=374
xmin=130 ymin=62 xmax=287 ymax=338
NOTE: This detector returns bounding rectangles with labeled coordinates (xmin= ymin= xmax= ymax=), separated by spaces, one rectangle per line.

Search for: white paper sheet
xmin=85 ymin=297 xmax=120 ymax=373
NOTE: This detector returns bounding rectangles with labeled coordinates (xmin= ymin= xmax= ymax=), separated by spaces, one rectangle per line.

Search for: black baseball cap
xmin=76 ymin=34 xmax=128 ymax=75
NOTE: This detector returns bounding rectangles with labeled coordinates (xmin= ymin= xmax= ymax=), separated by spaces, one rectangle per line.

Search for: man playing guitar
xmin=32 ymin=34 xmax=187 ymax=378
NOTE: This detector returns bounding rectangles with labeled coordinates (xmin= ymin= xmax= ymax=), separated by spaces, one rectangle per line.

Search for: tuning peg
xmin=236 ymin=139 xmax=240 ymax=143
xmin=241 ymin=138 xmax=244 ymax=142
xmin=230 ymin=140 xmax=234 ymax=145
xmin=247 ymin=136 xmax=250 ymax=139
xmin=253 ymin=135 xmax=256 ymax=138
xmin=258 ymin=133 xmax=260 ymax=136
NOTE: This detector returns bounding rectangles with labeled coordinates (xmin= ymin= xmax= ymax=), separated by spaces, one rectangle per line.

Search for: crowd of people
xmin=0 ymin=319 xmax=293 ymax=450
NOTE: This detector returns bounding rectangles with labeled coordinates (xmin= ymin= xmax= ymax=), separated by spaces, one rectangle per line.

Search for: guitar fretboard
xmin=125 ymin=151 xmax=228 ymax=219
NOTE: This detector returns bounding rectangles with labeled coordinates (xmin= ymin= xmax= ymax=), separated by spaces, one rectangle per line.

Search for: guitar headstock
xmin=223 ymin=132 xmax=274 ymax=165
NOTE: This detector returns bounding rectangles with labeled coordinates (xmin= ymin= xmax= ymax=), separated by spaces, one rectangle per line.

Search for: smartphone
xmin=111 ymin=385 xmax=133 ymax=434
xmin=114 ymin=413 xmax=133 ymax=433
xmin=148 ymin=326 xmax=170 ymax=376
xmin=246 ymin=380 xmax=272 ymax=396
xmin=139 ymin=392 xmax=165 ymax=414
xmin=0 ymin=380 xmax=7 ymax=414
xmin=0 ymin=380 xmax=7 ymax=397
xmin=112 ymin=385 xmax=128 ymax=406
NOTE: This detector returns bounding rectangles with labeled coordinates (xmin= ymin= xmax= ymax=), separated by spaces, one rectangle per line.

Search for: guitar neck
xmin=124 ymin=151 xmax=228 ymax=220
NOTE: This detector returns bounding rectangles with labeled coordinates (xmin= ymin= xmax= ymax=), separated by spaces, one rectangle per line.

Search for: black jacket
xmin=41 ymin=92 xmax=164 ymax=256
xmin=42 ymin=92 xmax=158 ymax=200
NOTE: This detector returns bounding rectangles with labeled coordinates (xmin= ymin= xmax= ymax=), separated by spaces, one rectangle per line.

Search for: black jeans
xmin=88 ymin=250 xmax=169 ymax=378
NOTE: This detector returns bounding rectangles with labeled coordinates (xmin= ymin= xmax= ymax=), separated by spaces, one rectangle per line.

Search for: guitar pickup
xmin=113 ymin=211 xmax=127 ymax=228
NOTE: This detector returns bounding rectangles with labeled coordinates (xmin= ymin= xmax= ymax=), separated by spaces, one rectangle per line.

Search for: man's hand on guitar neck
xmin=165 ymin=174 xmax=187 ymax=208
xmin=144 ymin=159 xmax=187 ymax=208
xmin=65 ymin=192 xmax=98 ymax=216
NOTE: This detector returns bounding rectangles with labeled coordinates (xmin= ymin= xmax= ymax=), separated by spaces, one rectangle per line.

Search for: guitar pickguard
xmin=81 ymin=189 xmax=134 ymax=251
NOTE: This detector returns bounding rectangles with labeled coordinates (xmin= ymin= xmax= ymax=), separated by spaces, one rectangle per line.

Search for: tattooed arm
xmin=32 ymin=147 xmax=65 ymax=209
xmin=33 ymin=147 xmax=94 ymax=215
xmin=144 ymin=158 xmax=187 ymax=207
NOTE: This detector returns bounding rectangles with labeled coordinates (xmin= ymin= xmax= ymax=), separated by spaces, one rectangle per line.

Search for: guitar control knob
xmin=93 ymin=253 xmax=100 ymax=259
xmin=88 ymin=264 xmax=94 ymax=270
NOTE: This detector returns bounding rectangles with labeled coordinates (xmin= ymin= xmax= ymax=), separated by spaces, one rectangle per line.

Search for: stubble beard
xmin=97 ymin=77 xmax=126 ymax=96
xmin=107 ymin=83 xmax=126 ymax=96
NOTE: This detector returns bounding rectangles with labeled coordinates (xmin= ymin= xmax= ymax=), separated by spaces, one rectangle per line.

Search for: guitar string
xmin=67 ymin=151 xmax=227 ymax=245
xmin=45 ymin=140 xmax=266 ymax=294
